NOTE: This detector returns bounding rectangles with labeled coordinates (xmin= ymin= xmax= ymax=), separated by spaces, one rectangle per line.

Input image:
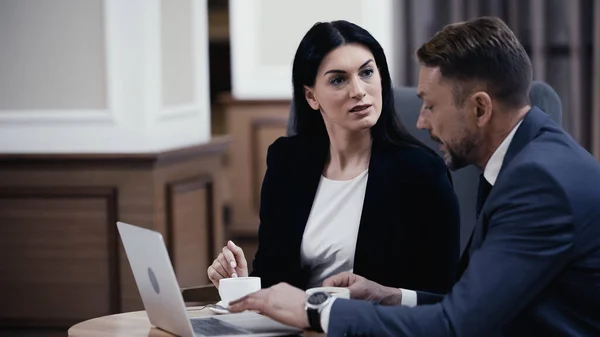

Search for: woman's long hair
xmin=291 ymin=20 xmax=438 ymax=157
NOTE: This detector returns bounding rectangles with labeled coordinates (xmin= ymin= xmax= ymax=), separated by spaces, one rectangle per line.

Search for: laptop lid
xmin=117 ymin=221 xmax=302 ymax=337
xmin=117 ymin=221 xmax=196 ymax=337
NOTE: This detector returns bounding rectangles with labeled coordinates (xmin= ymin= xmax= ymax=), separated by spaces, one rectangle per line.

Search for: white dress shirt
xmin=319 ymin=120 xmax=524 ymax=333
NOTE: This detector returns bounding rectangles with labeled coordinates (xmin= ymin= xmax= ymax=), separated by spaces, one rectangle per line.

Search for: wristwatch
xmin=305 ymin=291 xmax=332 ymax=332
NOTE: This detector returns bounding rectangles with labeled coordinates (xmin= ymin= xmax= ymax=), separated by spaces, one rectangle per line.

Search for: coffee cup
xmin=218 ymin=277 xmax=261 ymax=306
xmin=305 ymin=286 xmax=350 ymax=299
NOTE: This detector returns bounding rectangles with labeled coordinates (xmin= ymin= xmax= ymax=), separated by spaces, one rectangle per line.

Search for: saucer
xmin=209 ymin=301 xmax=230 ymax=315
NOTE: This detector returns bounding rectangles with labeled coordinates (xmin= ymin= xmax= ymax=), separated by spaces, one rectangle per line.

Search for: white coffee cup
xmin=218 ymin=277 xmax=261 ymax=306
xmin=305 ymin=286 xmax=350 ymax=299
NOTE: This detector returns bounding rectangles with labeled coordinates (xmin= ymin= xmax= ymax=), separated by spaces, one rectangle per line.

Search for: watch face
xmin=307 ymin=292 xmax=330 ymax=305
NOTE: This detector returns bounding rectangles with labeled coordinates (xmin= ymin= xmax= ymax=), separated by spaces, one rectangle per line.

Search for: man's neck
xmin=476 ymin=105 xmax=530 ymax=170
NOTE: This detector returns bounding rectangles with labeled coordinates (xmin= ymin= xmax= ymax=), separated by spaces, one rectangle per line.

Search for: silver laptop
xmin=117 ymin=221 xmax=301 ymax=337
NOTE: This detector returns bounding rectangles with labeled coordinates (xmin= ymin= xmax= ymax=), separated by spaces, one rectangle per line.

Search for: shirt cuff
xmin=399 ymin=288 xmax=417 ymax=307
xmin=319 ymin=297 xmax=337 ymax=333
xmin=320 ymin=289 xmax=416 ymax=332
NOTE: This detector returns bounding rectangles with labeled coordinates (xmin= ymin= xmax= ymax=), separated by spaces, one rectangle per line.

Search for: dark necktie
xmin=476 ymin=174 xmax=493 ymax=217
xmin=458 ymin=174 xmax=494 ymax=278
xmin=458 ymin=174 xmax=493 ymax=278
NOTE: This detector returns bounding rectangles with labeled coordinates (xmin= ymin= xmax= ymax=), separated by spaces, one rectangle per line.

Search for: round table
xmin=68 ymin=306 xmax=324 ymax=336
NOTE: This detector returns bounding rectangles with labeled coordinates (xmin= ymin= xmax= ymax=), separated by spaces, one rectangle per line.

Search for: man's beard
xmin=444 ymin=145 xmax=471 ymax=171
xmin=432 ymin=134 xmax=477 ymax=171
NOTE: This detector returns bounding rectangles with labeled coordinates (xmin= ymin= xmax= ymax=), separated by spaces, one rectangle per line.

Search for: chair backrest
xmin=286 ymin=81 xmax=563 ymax=253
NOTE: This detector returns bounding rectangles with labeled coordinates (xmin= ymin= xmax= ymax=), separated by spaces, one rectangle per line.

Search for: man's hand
xmin=228 ymin=283 xmax=309 ymax=329
xmin=323 ymin=272 xmax=403 ymax=305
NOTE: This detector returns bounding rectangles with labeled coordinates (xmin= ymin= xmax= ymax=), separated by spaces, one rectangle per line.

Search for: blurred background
xmin=0 ymin=0 xmax=598 ymax=336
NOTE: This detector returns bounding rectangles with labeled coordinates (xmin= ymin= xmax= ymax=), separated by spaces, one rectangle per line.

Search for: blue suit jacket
xmin=328 ymin=107 xmax=600 ymax=336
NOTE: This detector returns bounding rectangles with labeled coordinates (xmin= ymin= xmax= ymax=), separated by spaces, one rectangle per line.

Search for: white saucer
xmin=209 ymin=301 xmax=230 ymax=315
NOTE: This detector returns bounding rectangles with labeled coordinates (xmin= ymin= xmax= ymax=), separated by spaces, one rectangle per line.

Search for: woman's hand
xmin=207 ymin=240 xmax=249 ymax=288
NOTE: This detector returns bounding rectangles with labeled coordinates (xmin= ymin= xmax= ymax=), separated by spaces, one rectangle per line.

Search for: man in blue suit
xmin=228 ymin=16 xmax=600 ymax=336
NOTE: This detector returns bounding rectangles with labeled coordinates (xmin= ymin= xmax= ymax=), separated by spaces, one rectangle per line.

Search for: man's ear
xmin=304 ymin=86 xmax=319 ymax=111
xmin=471 ymin=91 xmax=492 ymax=127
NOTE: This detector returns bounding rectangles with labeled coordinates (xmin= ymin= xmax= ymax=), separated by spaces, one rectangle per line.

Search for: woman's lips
xmin=350 ymin=104 xmax=372 ymax=112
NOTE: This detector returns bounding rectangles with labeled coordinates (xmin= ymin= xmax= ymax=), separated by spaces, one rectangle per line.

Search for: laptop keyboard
xmin=190 ymin=317 xmax=252 ymax=336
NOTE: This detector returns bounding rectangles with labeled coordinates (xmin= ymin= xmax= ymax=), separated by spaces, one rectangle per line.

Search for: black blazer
xmin=250 ymin=135 xmax=460 ymax=295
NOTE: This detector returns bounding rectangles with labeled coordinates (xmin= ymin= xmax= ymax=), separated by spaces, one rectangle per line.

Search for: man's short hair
xmin=416 ymin=16 xmax=532 ymax=108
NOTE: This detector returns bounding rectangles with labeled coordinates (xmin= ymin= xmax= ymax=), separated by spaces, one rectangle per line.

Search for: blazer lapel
xmin=353 ymin=141 xmax=394 ymax=275
xmin=289 ymin=138 xmax=328 ymax=256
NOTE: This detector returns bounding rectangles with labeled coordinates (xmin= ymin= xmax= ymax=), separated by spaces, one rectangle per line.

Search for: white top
xmin=300 ymin=169 xmax=368 ymax=288
xmin=320 ymin=120 xmax=525 ymax=333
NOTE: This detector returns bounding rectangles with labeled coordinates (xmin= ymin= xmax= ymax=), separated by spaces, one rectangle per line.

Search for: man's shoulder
xmin=499 ymin=131 xmax=600 ymax=208
xmin=510 ymin=129 xmax=600 ymax=181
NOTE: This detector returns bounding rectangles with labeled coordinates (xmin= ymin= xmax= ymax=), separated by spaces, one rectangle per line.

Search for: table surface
xmin=68 ymin=306 xmax=324 ymax=336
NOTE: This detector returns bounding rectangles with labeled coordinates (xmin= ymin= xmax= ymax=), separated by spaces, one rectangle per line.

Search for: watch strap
xmin=307 ymin=307 xmax=323 ymax=332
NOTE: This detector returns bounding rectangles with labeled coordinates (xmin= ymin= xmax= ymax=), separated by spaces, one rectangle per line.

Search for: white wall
xmin=0 ymin=0 xmax=211 ymax=153
xmin=228 ymin=0 xmax=397 ymax=100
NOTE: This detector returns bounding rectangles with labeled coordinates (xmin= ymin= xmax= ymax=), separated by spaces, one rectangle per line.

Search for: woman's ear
xmin=304 ymin=86 xmax=319 ymax=111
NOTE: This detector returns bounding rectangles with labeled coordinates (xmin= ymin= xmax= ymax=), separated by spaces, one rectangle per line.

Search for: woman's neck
xmin=324 ymin=128 xmax=372 ymax=180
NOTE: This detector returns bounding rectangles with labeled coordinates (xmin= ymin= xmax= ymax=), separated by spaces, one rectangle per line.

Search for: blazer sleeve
xmin=249 ymin=138 xmax=284 ymax=285
xmin=415 ymin=291 xmax=444 ymax=305
xmin=412 ymin=155 xmax=461 ymax=297
xmin=327 ymin=162 xmax=574 ymax=337
xmin=249 ymin=137 xmax=306 ymax=288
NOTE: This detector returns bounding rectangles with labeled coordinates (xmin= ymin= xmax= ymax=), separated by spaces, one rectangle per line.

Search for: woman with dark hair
xmin=208 ymin=20 xmax=460 ymax=298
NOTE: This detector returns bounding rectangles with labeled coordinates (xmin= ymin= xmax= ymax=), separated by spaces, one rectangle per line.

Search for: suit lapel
xmin=469 ymin=107 xmax=548 ymax=252
xmin=499 ymin=106 xmax=548 ymax=174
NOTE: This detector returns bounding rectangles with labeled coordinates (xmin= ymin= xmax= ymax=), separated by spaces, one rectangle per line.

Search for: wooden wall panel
xmin=166 ymin=176 xmax=214 ymax=288
xmin=0 ymin=136 xmax=230 ymax=330
xmin=0 ymin=187 xmax=118 ymax=327
xmin=222 ymin=95 xmax=290 ymax=236
xmin=251 ymin=116 xmax=290 ymax=213
xmin=153 ymin=153 xmax=226 ymax=263
xmin=218 ymin=96 xmax=291 ymax=275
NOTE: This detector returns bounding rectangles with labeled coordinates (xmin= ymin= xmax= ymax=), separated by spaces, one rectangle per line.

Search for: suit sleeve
xmin=328 ymin=162 xmax=574 ymax=337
